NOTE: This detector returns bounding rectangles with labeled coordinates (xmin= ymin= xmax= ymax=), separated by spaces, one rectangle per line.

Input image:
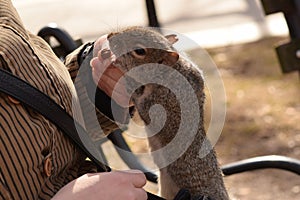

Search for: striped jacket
xmin=0 ymin=0 xmax=120 ymax=199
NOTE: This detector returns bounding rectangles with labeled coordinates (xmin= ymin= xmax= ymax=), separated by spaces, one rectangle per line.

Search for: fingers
xmin=99 ymin=68 xmax=130 ymax=102
xmin=120 ymin=170 xmax=147 ymax=188
xmin=109 ymin=170 xmax=147 ymax=200
xmin=91 ymin=34 xmax=134 ymax=107
xmin=90 ymin=54 xmax=132 ymax=107
xmin=52 ymin=171 xmax=148 ymax=200
xmin=122 ymin=170 xmax=148 ymax=200
xmin=91 ymin=63 xmax=131 ymax=107
xmin=85 ymin=171 xmax=147 ymax=188
xmin=134 ymin=188 xmax=148 ymax=200
xmin=93 ymin=34 xmax=109 ymax=57
xmin=90 ymin=52 xmax=114 ymax=77
xmin=124 ymin=171 xmax=148 ymax=200
xmin=98 ymin=78 xmax=130 ymax=107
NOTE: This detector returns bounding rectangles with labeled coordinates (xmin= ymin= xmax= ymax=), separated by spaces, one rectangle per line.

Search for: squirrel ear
xmin=165 ymin=34 xmax=178 ymax=44
xmin=161 ymin=50 xmax=179 ymax=66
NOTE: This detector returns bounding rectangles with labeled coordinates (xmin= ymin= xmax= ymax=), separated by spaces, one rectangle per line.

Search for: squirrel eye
xmin=131 ymin=46 xmax=147 ymax=59
xmin=134 ymin=48 xmax=146 ymax=56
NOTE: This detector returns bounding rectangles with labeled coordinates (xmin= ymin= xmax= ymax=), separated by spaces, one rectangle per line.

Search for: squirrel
xmin=102 ymin=26 xmax=229 ymax=200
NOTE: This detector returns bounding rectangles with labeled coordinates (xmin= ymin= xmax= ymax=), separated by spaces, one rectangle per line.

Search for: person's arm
xmin=64 ymin=38 xmax=131 ymax=135
xmin=60 ymin=37 xmax=147 ymax=200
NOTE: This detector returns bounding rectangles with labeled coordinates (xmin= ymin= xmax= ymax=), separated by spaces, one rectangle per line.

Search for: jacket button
xmin=8 ymin=96 xmax=20 ymax=104
xmin=43 ymin=154 xmax=52 ymax=177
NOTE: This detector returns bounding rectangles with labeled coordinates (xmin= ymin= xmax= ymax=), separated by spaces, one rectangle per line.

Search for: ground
xmin=102 ymin=36 xmax=300 ymax=199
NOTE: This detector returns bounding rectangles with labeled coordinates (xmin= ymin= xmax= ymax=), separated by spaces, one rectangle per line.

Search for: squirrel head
xmin=106 ymin=26 xmax=179 ymax=72
xmin=104 ymin=27 xmax=183 ymax=127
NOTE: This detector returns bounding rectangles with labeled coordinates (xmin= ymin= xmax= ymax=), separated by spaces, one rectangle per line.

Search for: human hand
xmin=52 ymin=170 xmax=147 ymax=200
xmin=90 ymin=34 xmax=132 ymax=107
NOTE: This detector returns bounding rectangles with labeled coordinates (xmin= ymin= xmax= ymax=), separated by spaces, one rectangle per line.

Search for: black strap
xmin=0 ymin=68 xmax=168 ymax=200
xmin=0 ymin=68 xmax=109 ymax=171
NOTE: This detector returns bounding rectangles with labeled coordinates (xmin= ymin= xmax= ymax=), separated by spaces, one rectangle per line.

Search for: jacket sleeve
xmin=64 ymin=43 xmax=130 ymax=137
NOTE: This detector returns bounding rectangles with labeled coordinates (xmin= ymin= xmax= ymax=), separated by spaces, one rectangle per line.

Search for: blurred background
xmin=13 ymin=0 xmax=288 ymax=47
xmin=12 ymin=0 xmax=299 ymax=199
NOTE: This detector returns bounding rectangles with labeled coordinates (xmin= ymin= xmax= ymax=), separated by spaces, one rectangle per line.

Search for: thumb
xmin=121 ymin=170 xmax=147 ymax=188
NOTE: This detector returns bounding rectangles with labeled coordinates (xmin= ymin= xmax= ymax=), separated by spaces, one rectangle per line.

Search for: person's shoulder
xmin=0 ymin=0 xmax=29 ymax=40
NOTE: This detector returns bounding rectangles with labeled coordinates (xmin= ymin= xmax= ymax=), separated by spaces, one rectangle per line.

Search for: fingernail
xmin=101 ymin=49 xmax=111 ymax=60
